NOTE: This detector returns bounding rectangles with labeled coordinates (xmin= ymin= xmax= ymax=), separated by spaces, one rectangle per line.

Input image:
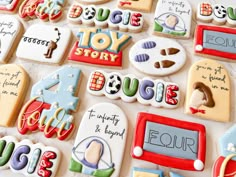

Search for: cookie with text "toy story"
xmin=185 ymin=59 xmax=230 ymax=122
xmin=69 ymin=103 xmax=128 ymax=177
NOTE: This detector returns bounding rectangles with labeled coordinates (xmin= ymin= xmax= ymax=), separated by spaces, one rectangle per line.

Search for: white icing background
xmin=0 ymin=0 xmax=236 ymax=176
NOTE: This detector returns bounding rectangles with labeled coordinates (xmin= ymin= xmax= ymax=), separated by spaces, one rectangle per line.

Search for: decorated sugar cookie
xmin=69 ymin=103 xmax=128 ymax=177
xmin=87 ymin=70 xmax=180 ymax=108
xmin=194 ymin=25 xmax=236 ymax=61
xmin=0 ymin=136 xmax=60 ymax=177
xmin=16 ymin=24 xmax=71 ymax=65
xmin=131 ymin=167 xmax=184 ymax=177
xmin=0 ymin=16 xmax=22 ymax=63
xmin=117 ymin=0 xmax=154 ymax=13
xmin=197 ymin=3 xmax=236 ymax=26
xmin=185 ymin=59 xmax=230 ymax=122
xmin=213 ymin=125 xmax=236 ymax=177
xmin=68 ymin=28 xmax=131 ymax=67
xmin=78 ymin=0 xmax=109 ymax=4
xmin=0 ymin=64 xmax=29 ymax=127
xmin=19 ymin=0 xmax=64 ymax=22
xmin=131 ymin=113 xmax=206 ymax=171
xmin=67 ymin=3 xmax=144 ymax=33
xmin=153 ymin=0 xmax=192 ymax=39
xmin=0 ymin=0 xmax=20 ymax=12
xmin=17 ymin=66 xmax=81 ymax=140
xmin=129 ymin=37 xmax=186 ymax=76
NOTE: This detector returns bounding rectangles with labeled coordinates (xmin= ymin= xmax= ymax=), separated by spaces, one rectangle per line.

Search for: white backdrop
xmin=0 ymin=0 xmax=236 ymax=177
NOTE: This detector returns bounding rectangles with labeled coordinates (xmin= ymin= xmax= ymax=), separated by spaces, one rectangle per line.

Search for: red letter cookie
xmin=17 ymin=66 xmax=81 ymax=140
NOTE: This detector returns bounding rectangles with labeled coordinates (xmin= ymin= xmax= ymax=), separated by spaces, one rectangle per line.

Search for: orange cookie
xmin=0 ymin=64 xmax=30 ymax=127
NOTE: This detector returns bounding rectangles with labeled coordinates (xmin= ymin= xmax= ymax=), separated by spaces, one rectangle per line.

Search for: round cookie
xmin=129 ymin=37 xmax=186 ymax=76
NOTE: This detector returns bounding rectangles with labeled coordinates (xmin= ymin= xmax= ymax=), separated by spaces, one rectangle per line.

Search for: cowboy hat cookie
xmin=19 ymin=0 xmax=64 ymax=22
xmin=87 ymin=70 xmax=180 ymax=109
xmin=213 ymin=125 xmax=236 ymax=177
xmin=68 ymin=28 xmax=131 ymax=67
xmin=16 ymin=24 xmax=71 ymax=65
xmin=0 ymin=15 xmax=23 ymax=63
xmin=197 ymin=3 xmax=236 ymax=26
xmin=154 ymin=0 xmax=192 ymax=39
xmin=69 ymin=103 xmax=128 ymax=177
xmin=67 ymin=3 xmax=144 ymax=33
xmin=0 ymin=136 xmax=60 ymax=177
xmin=131 ymin=112 xmax=206 ymax=171
xmin=185 ymin=59 xmax=230 ymax=122
xmin=194 ymin=25 xmax=236 ymax=61
xmin=17 ymin=66 xmax=82 ymax=140
xmin=129 ymin=37 xmax=186 ymax=76
xmin=117 ymin=0 xmax=154 ymax=13
xmin=0 ymin=64 xmax=29 ymax=127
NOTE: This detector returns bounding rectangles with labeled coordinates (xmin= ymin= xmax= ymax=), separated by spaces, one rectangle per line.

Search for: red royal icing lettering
xmin=38 ymin=151 xmax=56 ymax=177
xmin=165 ymin=85 xmax=179 ymax=105
xmin=130 ymin=13 xmax=142 ymax=26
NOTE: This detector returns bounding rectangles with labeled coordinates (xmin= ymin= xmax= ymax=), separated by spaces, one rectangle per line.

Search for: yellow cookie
xmin=0 ymin=64 xmax=30 ymax=127
xmin=185 ymin=59 xmax=230 ymax=122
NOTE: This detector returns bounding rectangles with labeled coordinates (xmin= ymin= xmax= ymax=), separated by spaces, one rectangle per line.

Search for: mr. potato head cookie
xmin=185 ymin=59 xmax=230 ymax=122
xmin=0 ymin=64 xmax=29 ymax=127
xmin=129 ymin=37 xmax=186 ymax=76
xmin=17 ymin=66 xmax=82 ymax=140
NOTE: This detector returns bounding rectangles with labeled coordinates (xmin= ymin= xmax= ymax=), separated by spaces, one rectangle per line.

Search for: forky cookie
xmin=189 ymin=82 xmax=215 ymax=114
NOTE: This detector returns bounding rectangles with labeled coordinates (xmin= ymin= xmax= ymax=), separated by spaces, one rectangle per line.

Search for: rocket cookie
xmin=17 ymin=66 xmax=82 ymax=140
xmin=213 ymin=125 xmax=236 ymax=177
xmin=129 ymin=37 xmax=186 ymax=76
xmin=153 ymin=0 xmax=192 ymax=39
xmin=117 ymin=0 xmax=154 ymax=13
xmin=19 ymin=0 xmax=64 ymax=22
xmin=87 ymin=70 xmax=180 ymax=109
xmin=16 ymin=24 xmax=71 ymax=65
xmin=0 ymin=64 xmax=29 ymax=127
xmin=69 ymin=103 xmax=128 ymax=177
xmin=185 ymin=59 xmax=230 ymax=122
xmin=67 ymin=3 xmax=144 ymax=33
xmin=0 ymin=15 xmax=22 ymax=63
xmin=0 ymin=135 xmax=60 ymax=177
xmin=68 ymin=28 xmax=131 ymax=67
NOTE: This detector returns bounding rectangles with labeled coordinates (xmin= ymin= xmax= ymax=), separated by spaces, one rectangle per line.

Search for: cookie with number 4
xmin=17 ymin=66 xmax=82 ymax=140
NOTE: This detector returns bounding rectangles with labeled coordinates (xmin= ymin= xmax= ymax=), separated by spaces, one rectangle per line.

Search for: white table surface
xmin=1 ymin=0 xmax=236 ymax=177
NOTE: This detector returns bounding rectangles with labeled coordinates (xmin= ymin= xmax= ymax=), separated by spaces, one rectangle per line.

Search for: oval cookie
xmin=0 ymin=64 xmax=29 ymax=127
xmin=129 ymin=37 xmax=186 ymax=76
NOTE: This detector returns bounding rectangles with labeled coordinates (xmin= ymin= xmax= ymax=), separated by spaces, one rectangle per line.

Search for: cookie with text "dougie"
xmin=185 ymin=59 xmax=230 ymax=122
xmin=194 ymin=25 xmax=236 ymax=61
xmin=0 ymin=136 xmax=60 ymax=177
xmin=16 ymin=24 xmax=71 ymax=65
xmin=19 ymin=0 xmax=64 ymax=22
xmin=87 ymin=70 xmax=180 ymax=109
xmin=68 ymin=28 xmax=131 ymax=67
xmin=0 ymin=15 xmax=23 ymax=63
xmin=131 ymin=167 xmax=184 ymax=177
xmin=213 ymin=125 xmax=236 ymax=177
xmin=17 ymin=66 xmax=81 ymax=140
xmin=67 ymin=3 xmax=144 ymax=33
xmin=117 ymin=0 xmax=154 ymax=13
xmin=69 ymin=103 xmax=128 ymax=177
xmin=0 ymin=64 xmax=29 ymax=127
xmin=129 ymin=37 xmax=186 ymax=76
xmin=78 ymin=0 xmax=110 ymax=4
xmin=131 ymin=112 xmax=206 ymax=171
xmin=197 ymin=3 xmax=236 ymax=26
xmin=153 ymin=0 xmax=192 ymax=39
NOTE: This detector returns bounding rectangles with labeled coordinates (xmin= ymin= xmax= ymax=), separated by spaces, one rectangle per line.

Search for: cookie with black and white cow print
xmin=213 ymin=4 xmax=227 ymax=25
xmin=129 ymin=37 xmax=186 ymax=76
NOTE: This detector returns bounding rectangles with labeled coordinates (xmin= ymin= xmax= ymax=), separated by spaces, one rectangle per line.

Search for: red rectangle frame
xmin=195 ymin=25 xmax=236 ymax=61
xmin=131 ymin=112 xmax=206 ymax=171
